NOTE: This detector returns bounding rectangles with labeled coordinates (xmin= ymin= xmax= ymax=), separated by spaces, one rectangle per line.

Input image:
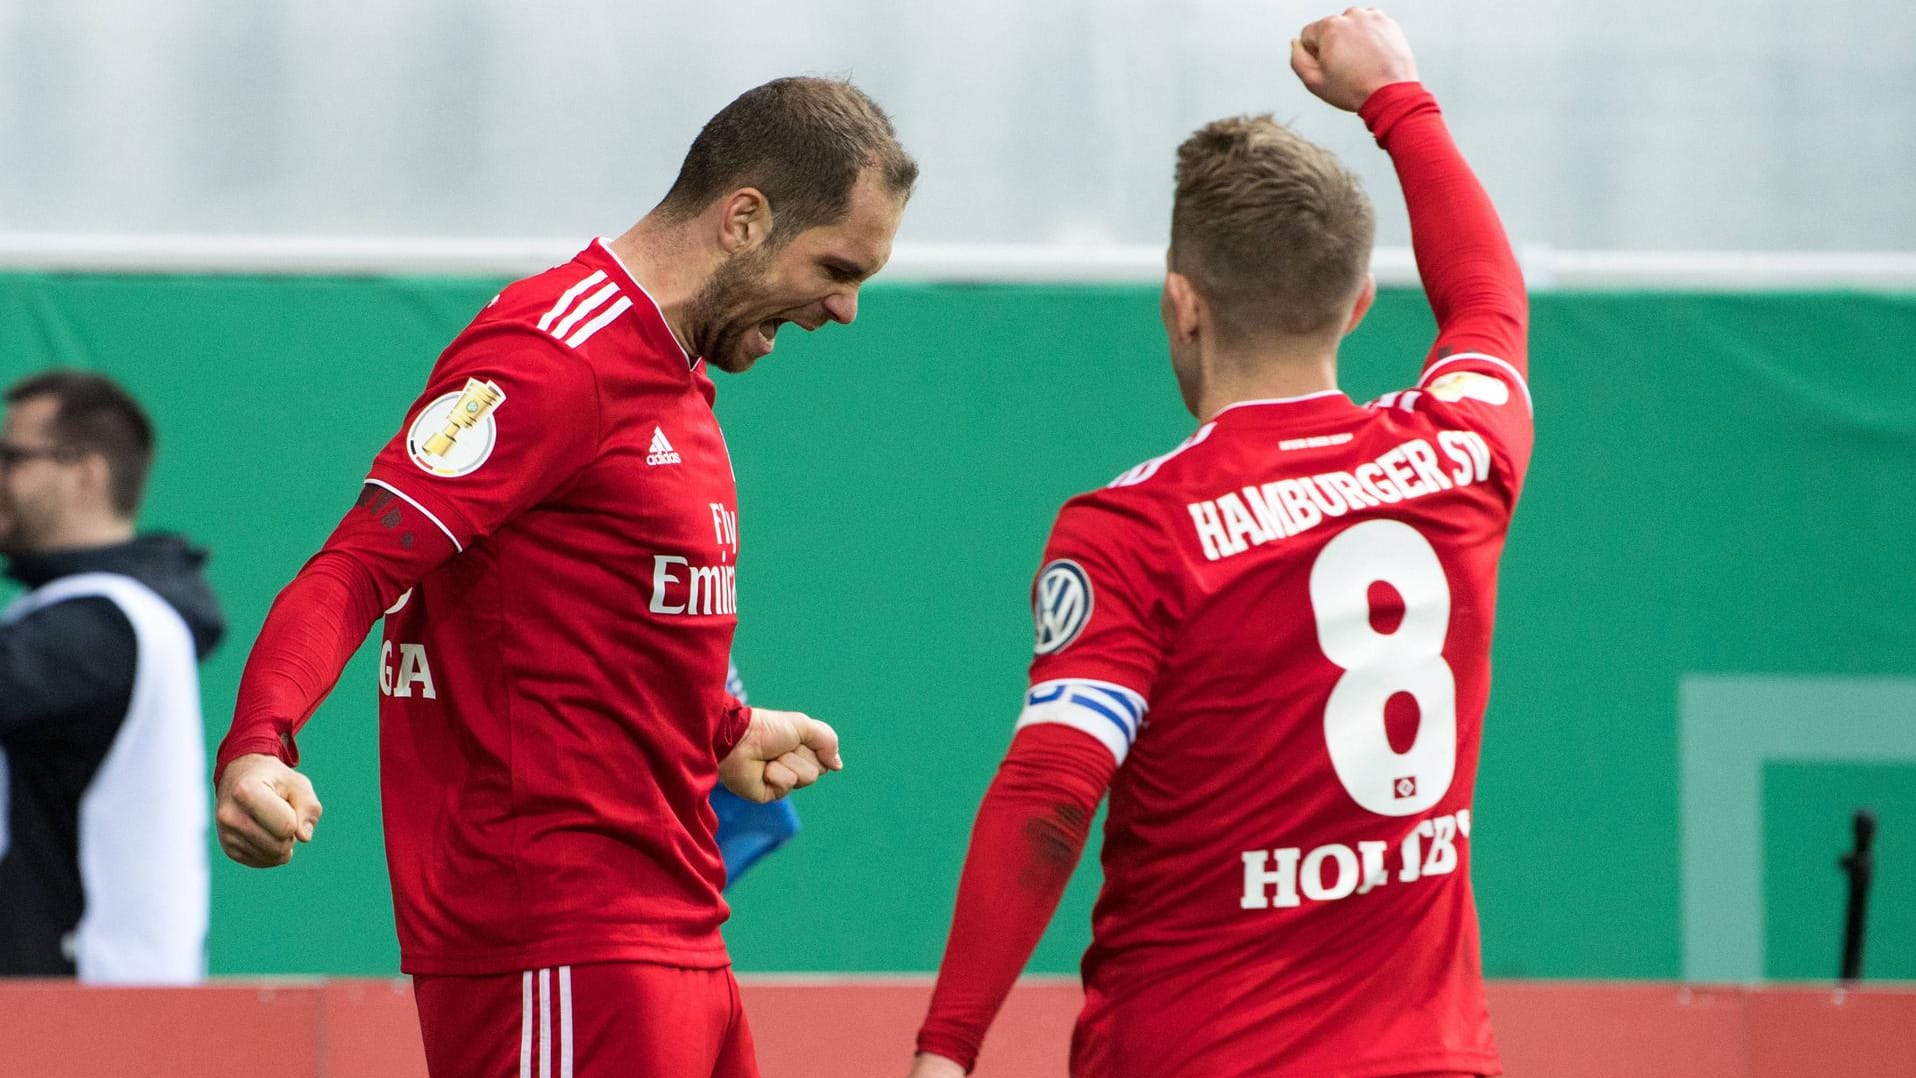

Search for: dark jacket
xmin=0 ymin=534 xmax=224 ymax=975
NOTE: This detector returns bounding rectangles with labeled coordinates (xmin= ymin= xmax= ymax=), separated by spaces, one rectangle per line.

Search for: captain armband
xmin=1014 ymin=679 xmax=1148 ymax=765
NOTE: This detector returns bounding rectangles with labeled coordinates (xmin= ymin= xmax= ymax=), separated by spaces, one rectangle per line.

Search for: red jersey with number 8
xmin=1021 ymin=349 xmax=1531 ymax=1076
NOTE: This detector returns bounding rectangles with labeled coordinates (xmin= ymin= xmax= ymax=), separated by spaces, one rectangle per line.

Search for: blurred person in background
xmin=0 ymin=370 xmax=224 ymax=983
xmin=911 ymin=10 xmax=1528 ymax=1077
xmin=213 ymin=76 xmax=913 ymax=1078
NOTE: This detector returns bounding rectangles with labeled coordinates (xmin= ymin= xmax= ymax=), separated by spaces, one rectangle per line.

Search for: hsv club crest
xmin=1426 ymin=370 xmax=1510 ymax=406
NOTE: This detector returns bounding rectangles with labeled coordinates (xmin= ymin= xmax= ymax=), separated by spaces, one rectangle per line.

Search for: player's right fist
xmin=1291 ymin=7 xmax=1420 ymax=113
xmin=215 ymin=753 xmax=323 ymax=868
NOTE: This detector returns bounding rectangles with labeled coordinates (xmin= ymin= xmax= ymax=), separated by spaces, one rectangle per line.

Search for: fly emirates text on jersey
xmin=649 ymin=502 xmax=740 ymax=617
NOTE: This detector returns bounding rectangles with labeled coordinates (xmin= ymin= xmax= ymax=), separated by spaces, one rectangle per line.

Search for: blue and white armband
xmin=1015 ymin=679 xmax=1148 ymax=765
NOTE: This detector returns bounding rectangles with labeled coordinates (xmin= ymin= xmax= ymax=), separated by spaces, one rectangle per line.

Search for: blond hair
xmin=1171 ymin=115 xmax=1375 ymax=341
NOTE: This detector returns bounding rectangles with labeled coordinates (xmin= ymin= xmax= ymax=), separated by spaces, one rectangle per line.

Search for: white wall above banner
xmin=1 ymin=1 xmax=1911 ymax=255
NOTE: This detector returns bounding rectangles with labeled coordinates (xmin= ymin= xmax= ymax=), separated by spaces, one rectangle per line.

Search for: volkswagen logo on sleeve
xmin=1033 ymin=559 xmax=1094 ymax=655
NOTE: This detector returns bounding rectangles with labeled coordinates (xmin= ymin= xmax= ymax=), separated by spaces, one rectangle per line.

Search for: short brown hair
xmin=656 ymin=76 xmax=918 ymax=243
xmin=5 ymin=370 xmax=155 ymax=517
xmin=1171 ymin=115 xmax=1375 ymax=341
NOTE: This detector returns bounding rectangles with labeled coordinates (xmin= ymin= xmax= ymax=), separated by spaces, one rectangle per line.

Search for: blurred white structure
xmin=1 ymin=0 xmax=1911 ymax=260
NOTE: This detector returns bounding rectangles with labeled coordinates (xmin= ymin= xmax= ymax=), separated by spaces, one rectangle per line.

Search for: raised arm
xmin=1293 ymin=8 xmax=1527 ymax=375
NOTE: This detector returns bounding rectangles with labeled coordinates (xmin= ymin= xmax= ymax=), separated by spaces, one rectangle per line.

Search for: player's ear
xmin=1162 ymin=271 xmax=1204 ymax=344
xmin=717 ymin=188 xmax=772 ymax=255
xmin=1342 ymin=273 xmax=1377 ymax=337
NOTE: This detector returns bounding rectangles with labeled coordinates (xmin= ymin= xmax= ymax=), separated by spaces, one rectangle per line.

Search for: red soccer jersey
xmin=281 ymin=240 xmax=746 ymax=975
xmin=1027 ymin=354 xmax=1529 ymax=1076
xmin=917 ymin=83 xmax=1529 ymax=1078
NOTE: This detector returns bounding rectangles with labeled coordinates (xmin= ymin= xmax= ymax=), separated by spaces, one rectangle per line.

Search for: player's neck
xmin=1196 ymin=344 xmax=1340 ymax=421
xmin=605 ymin=220 xmax=712 ymax=357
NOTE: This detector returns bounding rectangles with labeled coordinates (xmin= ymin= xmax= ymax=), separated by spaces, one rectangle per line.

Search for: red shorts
xmin=413 ymin=962 xmax=757 ymax=1078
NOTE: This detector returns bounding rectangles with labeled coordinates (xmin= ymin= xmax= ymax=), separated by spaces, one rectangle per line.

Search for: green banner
xmin=2 ymin=275 xmax=1911 ymax=980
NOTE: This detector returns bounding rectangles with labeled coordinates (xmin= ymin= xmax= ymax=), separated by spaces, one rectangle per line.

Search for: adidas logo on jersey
xmin=647 ymin=427 xmax=682 ymax=466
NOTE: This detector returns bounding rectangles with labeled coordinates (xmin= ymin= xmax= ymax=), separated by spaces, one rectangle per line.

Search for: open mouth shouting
xmin=748 ymin=317 xmax=787 ymax=358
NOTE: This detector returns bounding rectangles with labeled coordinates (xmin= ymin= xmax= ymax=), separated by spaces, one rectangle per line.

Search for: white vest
xmin=0 ymin=572 xmax=209 ymax=984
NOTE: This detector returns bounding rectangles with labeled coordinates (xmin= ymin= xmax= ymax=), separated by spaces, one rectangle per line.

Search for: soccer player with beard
xmin=910 ymin=11 xmax=1527 ymax=1078
xmin=213 ymin=77 xmax=914 ymax=1078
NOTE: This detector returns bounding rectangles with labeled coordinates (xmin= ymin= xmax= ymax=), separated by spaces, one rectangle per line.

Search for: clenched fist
xmin=215 ymin=753 xmax=323 ymax=867
xmin=719 ymin=707 xmax=844 ymax=803
xmin=1292 ymin=7 xmax=1420 ymax=113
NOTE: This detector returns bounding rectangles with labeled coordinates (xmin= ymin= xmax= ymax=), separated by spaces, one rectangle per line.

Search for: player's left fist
xmin=719 ymin=707 xmax=844 ymax=804
xmin=1292 ymin=7 xmax=1419 ymax=112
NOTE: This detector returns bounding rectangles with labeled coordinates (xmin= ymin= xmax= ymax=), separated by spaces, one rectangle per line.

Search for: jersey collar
xmin=590 ymin=237 xmax=700 ymax=371
xmin=1206 ymin=390 xmax=1361 ymax=424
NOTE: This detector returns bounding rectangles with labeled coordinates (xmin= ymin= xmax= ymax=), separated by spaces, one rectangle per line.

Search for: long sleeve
xmin=215 ymin=329 xmax=601 ymax=784
xmin=1361 ymin=82 xmax=1528 ymax=372
xmin=915 ymin=724 xmax=1118 ymax=1072
xmin=214 ymin=485 xmax=459 ymax=780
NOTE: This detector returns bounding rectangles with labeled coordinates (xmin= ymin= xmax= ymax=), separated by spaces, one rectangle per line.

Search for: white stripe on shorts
xmin=539 ymin=968 xmax=552 ymax=1078
xmin=559 ymin=965 xmax=574 ymax=1078
xmin=520 ymin=971 xmax=533 ymax=1078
